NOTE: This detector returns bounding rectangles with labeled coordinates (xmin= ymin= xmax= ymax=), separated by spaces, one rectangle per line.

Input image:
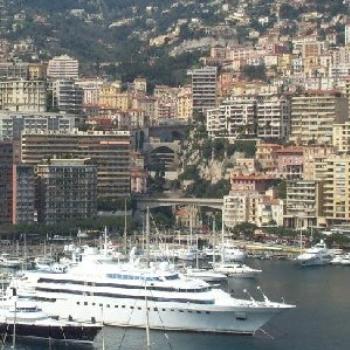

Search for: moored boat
xmin=296 ymin=240 xmax=332 ymax=267
xmin=213 ymin=262 xmax=262 ymax=278
xmin=0 ymin=296 xmax=101 ymax=344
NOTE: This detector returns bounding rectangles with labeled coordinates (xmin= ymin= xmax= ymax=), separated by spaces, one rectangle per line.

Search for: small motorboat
xmin=213 ymin=262 xmax=262 ymax=278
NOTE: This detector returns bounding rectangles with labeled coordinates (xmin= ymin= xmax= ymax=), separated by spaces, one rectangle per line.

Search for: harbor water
xmin=2 ymin=260 xmax=350 ymax=350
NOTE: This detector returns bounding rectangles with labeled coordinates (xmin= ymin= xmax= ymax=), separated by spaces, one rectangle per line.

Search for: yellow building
xmin=290 ymin=92 xmax=348 ymax=145
xmin=333 ymin=122 xmax=350 ymax=153
xmin=323 ymin=156 xmax=350 ymax=225
xmin=231 ymin=81 xmax=280 ymax=96
xmin=98 ymin=82 xmax=130 ymax=111
xmin=177 ymin=86 xmax=192 ymax=120
xmin=28 ymin=63 xmax=47 ymax=80
xmin=277 ymin=53 xmax=293 ymax=73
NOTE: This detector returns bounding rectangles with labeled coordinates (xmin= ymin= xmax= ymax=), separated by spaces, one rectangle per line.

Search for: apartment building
xmin=276 ymin=146 xmax=304 ymax=179
xmin=133 ymin=77 xmax=147 ymax=93
xmin=28 ymin=63 xmax=47 ymax=81
xmin=21 ymin=130 xmax=131 ymax=199
xmin=0 ymin=62 xmax=28 ymax=80
xmin=303 ymin=145 xmax=334 ymax=180
xmin=188 ymin=66 xmax=217 ymax=113
xmin=333 ymin=122 xmax=350 ymax=153
xmin=51 ymin=79 xmax=83 ymax=115
xmin=177 ymin=86 xmax=192 ymax=120
xmin=12 ymin=164 xmax=35 ymax=224
xmin=207 ymin=96 xmax=256 ymax=139
xmin=75 ymin=79 xmax=104 ymax=107
xmin=154 ymin=85 xmax=179 ymax=121
xmin=0 ymin=111 xmax=75 ymax=141
xmin=284 ymin=180 xmax=322 ymax=229
xmin=36 ymin=159 xmax=97 ymax=225
xmin=290 ymin=92 xmax=348 ymax=145
xmin=322 ymin=156 xmax=350 ymax=225
xmin=98 ymin=83 xmax=130 ymax=111
xmin=345 ymin=23 xmax=350 ymax=45
xmin=0 ymin=142 xmax=13 ymax=224
xmin=256 ymin=96 xmax=290 ymax=140
xmin=223 ymin=191 xmax=283 ymax=228
xmin=0 ymin=80 xmax=47 ymax=112
xmin=47 ymin=55 xmax=79 ymax=80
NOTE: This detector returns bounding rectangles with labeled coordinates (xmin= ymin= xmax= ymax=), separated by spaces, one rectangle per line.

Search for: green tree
xmin=242 ymin=64 xmax=267 ymax=81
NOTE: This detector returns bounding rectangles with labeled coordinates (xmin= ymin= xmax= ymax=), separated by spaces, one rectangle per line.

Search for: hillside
xmin=1 ymin=0 xmax=348 ymax=85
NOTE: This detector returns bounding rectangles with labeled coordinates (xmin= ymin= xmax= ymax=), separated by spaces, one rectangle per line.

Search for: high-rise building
xmin=188 ymin=66 xmax=217 ymax=113
xmin=12 ymin=164 xmax=35 ymax=224
xmin=323 ymin=156 xmax=350 ymax=225
xmin=51 ymin=79 xmax=83 ymax=115
xmin=0 ymin=80 xmax=47 ymax=112
xmin=256 ymin=96 xmax=290 ymax=140
xmin=0 ymin=141 xmax=13 ymax=224
xmin=345 ymin=23 xmax=350 ymax=45
xmin=290 ymin=92 xmax=348 ymax=145
xmin=47 ymin=55 xmax=79 ymax=80
xmin=0 ymin=111 xmax=75 ymax=141
xmin=21 ymin=130 xmax=131 ymax=199
xmin=36 ymin=159 xmax=97 ymax=225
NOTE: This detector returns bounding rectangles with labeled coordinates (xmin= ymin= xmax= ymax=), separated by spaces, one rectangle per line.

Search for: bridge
xmin=135 ymin=196 xmax=224 ymax=211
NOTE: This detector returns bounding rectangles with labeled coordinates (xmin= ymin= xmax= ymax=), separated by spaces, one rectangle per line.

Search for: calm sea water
xmin=3 ymin=260 xmax=350 ymax=350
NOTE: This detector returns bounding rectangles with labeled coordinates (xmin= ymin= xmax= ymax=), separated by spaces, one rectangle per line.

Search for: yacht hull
xmin=41 ymin=297 xmax=285 ymax=335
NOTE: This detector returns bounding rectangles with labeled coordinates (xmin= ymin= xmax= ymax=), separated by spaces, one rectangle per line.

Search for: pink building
xmin=230 ymin=173 xmax=277 ymax=194
xmin=276 ymin=146 xmax=304 ymax=179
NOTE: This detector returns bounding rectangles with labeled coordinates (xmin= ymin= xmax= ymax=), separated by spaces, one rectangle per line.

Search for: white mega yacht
xmin=10 ymin=255 xmax=294 ymax=335
xmin=296 ymin=240 xmax=333 ymax=266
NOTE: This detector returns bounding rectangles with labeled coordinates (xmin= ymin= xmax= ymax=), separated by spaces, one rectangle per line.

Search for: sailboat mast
xmin=189 ymin=205 xmax=193 ymax=247
xmin=212 ymin=216 xmax=216 ymax=265
xmin=145 ymin=283 xmax=151 ymax=350
xmin=104 ymin=226 xmax=108 ymax=257
xmin=124 ymin=198 xmax=127 ymax=255
xmin=146 ymin=207 xmax=150 ymax=266
xmin=142 ymin=215 xmax=145 ymax=251
xmin=221 ymin=210 xmax=225 ymax=263
xmin=12 ymin=297 xmax=16 ymax=350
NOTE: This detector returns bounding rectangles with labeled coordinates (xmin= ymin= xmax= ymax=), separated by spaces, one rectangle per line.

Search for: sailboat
xmin=185 ymin=216 xmax=227 ymax=283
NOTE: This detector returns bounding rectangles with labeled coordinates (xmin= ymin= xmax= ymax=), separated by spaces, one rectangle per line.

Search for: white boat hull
xmin=41 ymin=296 xmax=285 ymax=335
xmin=297 ymin=256 xmax=332 ymax=267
